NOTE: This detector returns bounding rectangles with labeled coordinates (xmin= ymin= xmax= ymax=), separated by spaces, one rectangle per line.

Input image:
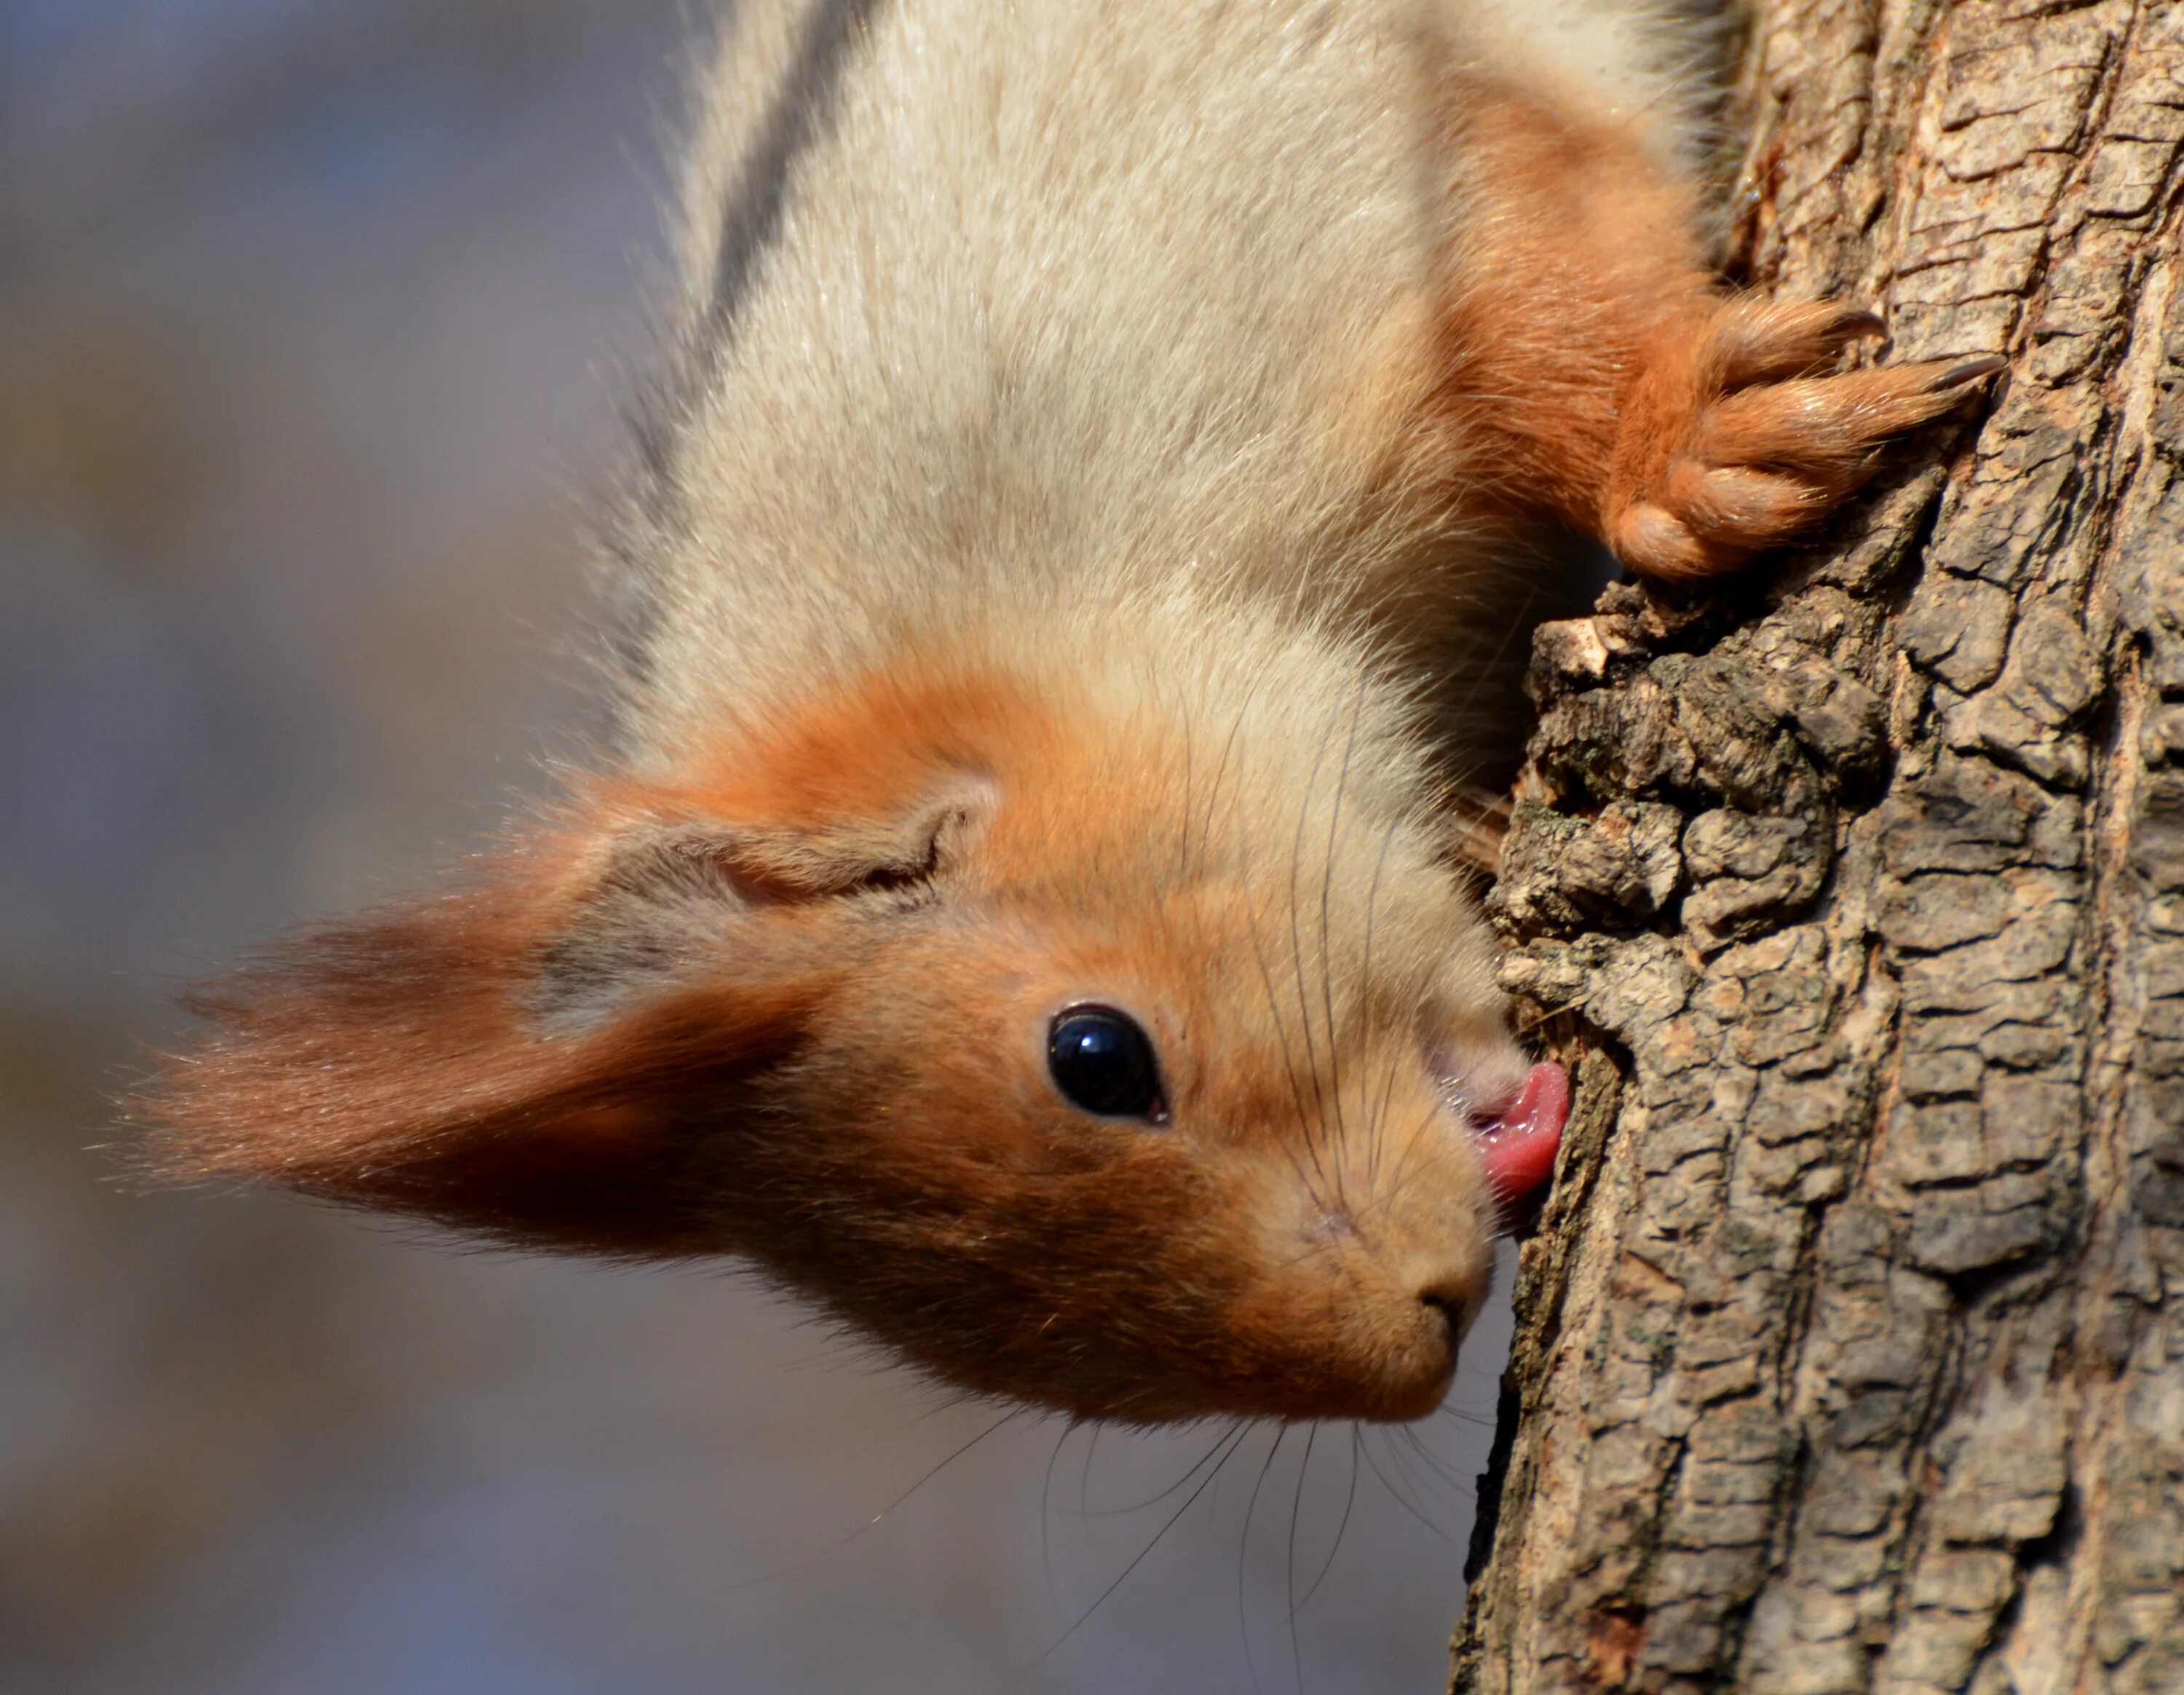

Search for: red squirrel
xmin=144 ymin=0 xmax=1993 ymax=1425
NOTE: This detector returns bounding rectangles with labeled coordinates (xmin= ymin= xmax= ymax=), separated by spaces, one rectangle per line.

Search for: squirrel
xmin=143 ymin=0 xmax=1995 ymax=1426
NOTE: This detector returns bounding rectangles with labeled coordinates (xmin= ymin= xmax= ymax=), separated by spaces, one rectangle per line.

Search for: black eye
xmin=1047 ymin=1005 xmax=1167 ymax=1122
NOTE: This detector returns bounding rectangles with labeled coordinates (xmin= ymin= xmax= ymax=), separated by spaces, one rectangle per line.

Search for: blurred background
xmin=0 ymin=3 xmax=1516 ymax=1691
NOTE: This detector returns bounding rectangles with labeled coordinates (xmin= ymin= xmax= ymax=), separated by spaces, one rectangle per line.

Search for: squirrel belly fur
xmin=146 ymin=0 xmax=1993 ymax=1424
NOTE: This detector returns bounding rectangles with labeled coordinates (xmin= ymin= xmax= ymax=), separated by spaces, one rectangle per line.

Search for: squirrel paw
xmin=1604 ymin=299 xmax=2003 ymax=582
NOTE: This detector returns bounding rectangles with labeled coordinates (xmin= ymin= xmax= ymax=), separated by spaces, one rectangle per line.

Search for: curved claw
xmin=1605 ymin=299 xmax=2006 ymax=582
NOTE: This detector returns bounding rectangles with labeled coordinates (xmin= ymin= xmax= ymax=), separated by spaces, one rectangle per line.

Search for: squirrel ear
xmin=537 ymin=772 xmax=997 ymax=1030
xmin=138 ymin=774 xmax=996 ymax=1257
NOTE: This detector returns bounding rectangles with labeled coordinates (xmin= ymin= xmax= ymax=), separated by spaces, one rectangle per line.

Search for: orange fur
xmin=148 ymin=653 xmax=1516 ymax=1421
xmin=1431 ymin=81 xmax=1717 ymax=527
xmin=1398 ymin=83 xmax=1999 ymax=580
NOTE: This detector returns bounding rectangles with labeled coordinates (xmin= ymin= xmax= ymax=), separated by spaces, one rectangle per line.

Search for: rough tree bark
xmin=1452 ymin=4 xmax=2184 ymax=1691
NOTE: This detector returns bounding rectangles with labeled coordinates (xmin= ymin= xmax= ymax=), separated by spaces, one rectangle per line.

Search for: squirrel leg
xmin=1428 ymin=83 xmax=1999 ymax=582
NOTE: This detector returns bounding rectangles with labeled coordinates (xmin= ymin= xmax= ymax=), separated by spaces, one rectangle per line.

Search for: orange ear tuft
xmin=140 ymin=668 xmax=1013 ymax=1258
xmin=136 ymin=832 xmax=826 ymax=1257
xmin=135 ymin=767 xmax=983 ymax=1257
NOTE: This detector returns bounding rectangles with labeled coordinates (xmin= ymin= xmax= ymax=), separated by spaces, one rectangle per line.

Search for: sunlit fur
xmin=628 ymin=0 xmax=1722 ymax=764
xmin=149 ymin=0 xmax=1980 ymax=1421
xmin=154 ymin=615 xmax=1527 ymax=1421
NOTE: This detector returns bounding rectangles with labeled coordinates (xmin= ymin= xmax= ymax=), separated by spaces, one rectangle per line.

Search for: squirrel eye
xmin=1047 ymin=1005 xmax=1168 ymax=1123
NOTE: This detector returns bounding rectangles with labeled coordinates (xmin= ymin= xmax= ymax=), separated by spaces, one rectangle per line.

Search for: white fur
xmin=611 ymin=0 xmax=1720 ymax=767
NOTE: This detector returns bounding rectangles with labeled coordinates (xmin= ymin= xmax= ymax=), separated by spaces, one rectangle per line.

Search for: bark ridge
xmin=1454 ymin=4 xmax=2184 ymax=1691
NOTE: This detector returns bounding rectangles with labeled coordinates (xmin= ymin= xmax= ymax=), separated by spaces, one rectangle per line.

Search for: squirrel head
xmin=145 ymin=634 xmax=1564 ymax=1423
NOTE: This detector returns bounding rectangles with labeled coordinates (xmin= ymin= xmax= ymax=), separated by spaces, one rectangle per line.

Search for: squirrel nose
xmin=1420 ymin=1285 xmax=1481 ymax=1350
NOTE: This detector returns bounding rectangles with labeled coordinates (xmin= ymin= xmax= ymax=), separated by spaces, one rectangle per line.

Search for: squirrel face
xmin=146 ymin=639 xmax=1563 ymax=1423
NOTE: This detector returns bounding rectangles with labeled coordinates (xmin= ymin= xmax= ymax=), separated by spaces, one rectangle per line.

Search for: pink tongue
xmin=1476 ymin=1062 xmax=1569 ymax=1209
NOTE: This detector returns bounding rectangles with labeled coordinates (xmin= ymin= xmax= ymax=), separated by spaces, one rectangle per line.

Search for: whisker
xmin=1065 ymin=1419 xmax=1243 ymax=1517
xmin=1040 ymin=1416 xmax=1080 ymax=1604
xmin=1238 ymin=1422 xmax=1292 ymax=1695
xmin=1379 ymin=1426 xmax=1460 ymax=1517
xmin=1241 ymin=795 xmax=1339 ymax=1209
xmin=1286 ymin=707 xmax=1340 ymax=1198
xmin=1200 ymin=667 xmax=1264 ymax=882
xmin=1294 ymin=1424 xmax=1362 ymax=1613
xmin=1357 ymin=809 xmax=1406 ymax=1194
xmin=1284 ymin=1422 xmax=1320 ymax=1694
xmin=1079 ymin=1423 xmax=1101 ymax=1515
xmin=721 ymin=1404 xmax=1021 ymax=1593
xmin=1395 ymin=1422 xmax=1475 ymax=1497
xmin=1004 ymin=1420 xmax=1254 ymax=1688
xmin=1315 ymin=671 xmax=1374 ymax=1208
xmin=1356 ymin=1426 xmax=1447 ymax=1539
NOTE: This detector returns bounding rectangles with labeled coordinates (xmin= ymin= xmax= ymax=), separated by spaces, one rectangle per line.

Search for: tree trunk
xmin=1451 ymin=4 xmax=2184 ymax=1691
